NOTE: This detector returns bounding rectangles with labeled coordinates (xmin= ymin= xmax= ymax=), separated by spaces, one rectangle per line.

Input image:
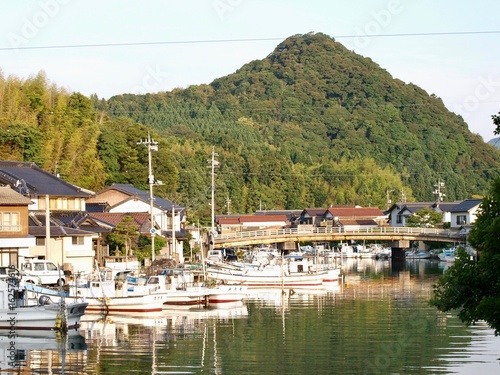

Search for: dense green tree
xmin=105 ymin=216 xmax=140 ymax=256
xmin=493 ymin=112 xmax=500 ymax=135
xmin=431 ymin=178 xmax=500 ymax=334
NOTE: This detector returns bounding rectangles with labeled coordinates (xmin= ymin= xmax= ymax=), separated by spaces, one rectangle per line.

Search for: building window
xmin=36 ymin=237 xmax=46 ymax=246
xmin=396 ymin=214 xmax=403 ymax=224
xmin=0 ymin=212 xmax=21 ymax=231
xmin=72 ymin=236 xmax=84 ymax=245
xmin=456 ymin=215 xmax=467 ymax=225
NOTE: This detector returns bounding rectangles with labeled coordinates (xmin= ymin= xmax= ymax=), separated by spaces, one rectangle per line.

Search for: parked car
xmin=20 ymin=259 xmax=65 ymax=286
xmin=0 ymin=266 xmax=42 ymax=285
xmin=207 ymin=248 xmax=238 ymax=262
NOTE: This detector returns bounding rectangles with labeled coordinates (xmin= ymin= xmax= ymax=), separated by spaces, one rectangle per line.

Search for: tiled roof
xmin=0 ymin=185 xmax=33 ymax=205
xmin=328 ymin=207 xmax=385 ymax=217
xmin=93 ymin=183 xmax=184 ymax=212
xmin=218 ymin=215 xmax=288 ymax=224
xmin=28 ymin=226 xmax=95 ymax=237
xmin=29 ymin=211 xmax=88 ymax=228
xmin=89 ymin=212 xmax=151 ymax=227
xmin=449 ymin=199 xmax=483 ymax=212
xmin=338 ymin=219 xmax=378 ymax=226
xmin=239 ymin=215 xmax=288 ymax=223
xmin=0 ymin=161 xmax=92 ymax=197
xmin=302 ymin=208 xmax=328 ymax=217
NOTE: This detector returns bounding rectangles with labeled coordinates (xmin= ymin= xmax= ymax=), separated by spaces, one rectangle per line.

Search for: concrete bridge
xmin=212 ymin=226 xmax=466 ymax=259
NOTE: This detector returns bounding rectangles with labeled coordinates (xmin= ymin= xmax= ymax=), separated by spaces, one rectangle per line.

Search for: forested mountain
xmin=1 ymin=33 xmax=499 ymax=224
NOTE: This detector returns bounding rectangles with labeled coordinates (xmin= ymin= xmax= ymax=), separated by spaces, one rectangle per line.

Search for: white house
xmin=448 ymin=199 xmax=483 ymax=228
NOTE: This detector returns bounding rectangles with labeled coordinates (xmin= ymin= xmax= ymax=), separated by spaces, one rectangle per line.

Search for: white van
xmin=21 ymin=259 xmax=65 ymax=286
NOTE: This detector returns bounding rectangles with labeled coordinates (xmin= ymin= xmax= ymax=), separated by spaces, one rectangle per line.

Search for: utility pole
xmin=137 ymin=132 xmax=158 ymax=264
xmin=433 ymin=178 xmax=446 ymax=202
xmin=226 ymin=195 xmax=231 ymax=215
xmin=171 ymin=206 xmax=175 ymax=260
xmin=385 ymin=188 xmax=394 ymax=210
xmin=208 ymin=147 xmax=219 ymax=249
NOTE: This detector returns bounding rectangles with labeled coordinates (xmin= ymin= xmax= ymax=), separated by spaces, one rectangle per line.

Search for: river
xmin=1 ymin=258 xmax=499 ymax=374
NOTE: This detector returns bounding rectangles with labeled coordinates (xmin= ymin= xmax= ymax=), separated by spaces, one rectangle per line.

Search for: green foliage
xmin=493 ymin=112 xmax=500 ymax=135
xmin=105 ymin=216 xmax=139 ymax=255
xmin=406 ymin=207 xmax=443 ymax=228
xmin=136 ymin=235 xmax=166 ymax=263
xmin=431 ymin=178 xmax=500 ymax=334
xmin=2 ymin=33 xmax=500 ymax=221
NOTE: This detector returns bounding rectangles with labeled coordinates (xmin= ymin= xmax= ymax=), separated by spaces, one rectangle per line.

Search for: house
xmin=386 ymin=199 xmax=483 ymax=229
xmin=217 ymin=215 xmax=289 ymax=234
xmin=255 ymin=209 xmax=302 ymax=226
xmin=448 ymin=199 xmax=483 ymax=228
xmin=386 ymin=202 xmax=436 ymax=227
xmin=86 ymin=183 xmax=186 ymax=261
xmin=433 ymin=201 xmax=463 ymax=226
xmin=0 ymin=186 xmax=35 ymax=267
xmin=0 ymin=161 xmax=96 ymax=272
xmin=326 ymin=206 xmax=386 ymax=229
xmin=299 ymin=208 xmax=329 ymax=226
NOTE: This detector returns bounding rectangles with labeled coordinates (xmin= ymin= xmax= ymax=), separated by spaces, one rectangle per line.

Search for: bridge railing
xmin=215 ymin=226 xmax=464 ymax=242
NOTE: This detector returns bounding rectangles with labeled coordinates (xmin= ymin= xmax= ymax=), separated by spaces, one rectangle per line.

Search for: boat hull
xmin=83 ymin=294 xmax=167 ymax=313
xmin=0 ymin=301 xmax=88 ymax=332
xmin=207 ymin=267 xmax=340 ymax=288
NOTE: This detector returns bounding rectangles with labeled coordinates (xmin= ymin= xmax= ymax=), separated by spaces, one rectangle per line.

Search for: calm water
xmin=1 ymin=258 xmax=499 ymax=374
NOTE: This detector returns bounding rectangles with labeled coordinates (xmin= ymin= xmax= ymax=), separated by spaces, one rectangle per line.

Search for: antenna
xmin=433 ymin=178 xmax=446 ymax=202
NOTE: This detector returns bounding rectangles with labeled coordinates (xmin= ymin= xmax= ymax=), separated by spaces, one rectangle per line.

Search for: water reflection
xmin=0 ymin=332 xmax=87 ymax=374
xmin=2 ymin=259 xmax=499 ymax=374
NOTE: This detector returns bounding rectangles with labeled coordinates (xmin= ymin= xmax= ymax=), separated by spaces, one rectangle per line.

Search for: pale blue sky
xmin=1 ymin=0 xmax=499 ymax=141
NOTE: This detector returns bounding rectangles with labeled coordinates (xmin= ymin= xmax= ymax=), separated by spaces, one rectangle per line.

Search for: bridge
xmin=212 ymin=226 xmax=466 ymax=257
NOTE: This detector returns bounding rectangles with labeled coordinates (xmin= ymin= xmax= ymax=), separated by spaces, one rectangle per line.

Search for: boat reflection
xmin=0 ymin=332 xmax=86 ymax=373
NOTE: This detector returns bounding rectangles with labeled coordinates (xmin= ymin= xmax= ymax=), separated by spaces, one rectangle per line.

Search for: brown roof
xmin=338 ymin=219 xmax=378 ymax=226
xmin=239 ymin=215 xmax=288 ymax=223
xmin=328 ymin=207 xmax=385 ymax=218
xmin=219 ymin=217 xmax=241 ymax=225
xmin=89 ymin=212 xmax=151 ymax=228
xmin=218 ymin=215 xmax=288 ymax=225
xmin=0 ymin=185 xmax=33 ymax=205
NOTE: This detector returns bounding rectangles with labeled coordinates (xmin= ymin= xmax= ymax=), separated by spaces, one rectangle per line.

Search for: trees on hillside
xmin=493 ymin=112 xmax=500 ymax=135
xmin=430 ymin=178 xmax=500 ymax=334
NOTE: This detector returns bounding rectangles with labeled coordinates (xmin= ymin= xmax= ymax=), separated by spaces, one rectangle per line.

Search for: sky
xmin=1 ymin=0 xmax=499 ymax=141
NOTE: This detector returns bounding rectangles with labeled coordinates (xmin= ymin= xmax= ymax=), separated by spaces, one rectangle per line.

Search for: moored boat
xmin=68 ymin=268 xmax=166 ymax=314
xmin=206 ymin=256 xmax=341 ymax=289
xmin=0 ymin=275 xmax=87 ymax=333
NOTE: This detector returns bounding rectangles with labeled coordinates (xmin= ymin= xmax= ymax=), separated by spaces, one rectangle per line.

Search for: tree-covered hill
xmin=2 ymin=33 xmax=500 ymax=223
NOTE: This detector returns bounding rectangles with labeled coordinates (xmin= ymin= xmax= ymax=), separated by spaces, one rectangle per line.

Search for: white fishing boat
xmin=405 ymin=250 xmax=432 ymax=259
xmin=68 ymin=268 xmax=167 ymax=314
xmin=438 ymin=248 xmax=457 ymax=263
xmin=0 ymin=276 xmax=87 ymax=333
xmin=206 ymin=255 xmax=341 ymax=289
xmin=129 ymin=268 xmax=247 ymax=308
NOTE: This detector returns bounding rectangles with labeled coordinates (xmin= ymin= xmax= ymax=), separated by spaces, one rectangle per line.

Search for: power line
xmin=1 ymin=31 xmax=499 ymax=51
